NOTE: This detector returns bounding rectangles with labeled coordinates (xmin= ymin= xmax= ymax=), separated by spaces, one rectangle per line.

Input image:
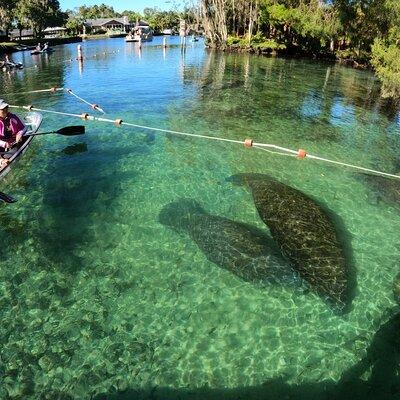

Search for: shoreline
xmin=0 ymin=36 xmax=82 ymax=54
xmin=207 ymin=43 xmax=371 ymax=71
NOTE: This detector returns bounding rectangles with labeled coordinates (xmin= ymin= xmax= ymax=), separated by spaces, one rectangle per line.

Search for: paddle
xmin=0 ymin=192 xmax=17 ymax=203
xmin=26 ymin=125 xmax=85 ymax=137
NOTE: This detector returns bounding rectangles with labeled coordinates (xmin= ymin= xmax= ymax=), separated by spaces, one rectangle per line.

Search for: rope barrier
xmin=9 ymin=104 xmax=400 ymax=181
xmin=7 ymin=87 xmax=105 ymax=114
xmin=64 ymin=89 xmax=105 ymax=114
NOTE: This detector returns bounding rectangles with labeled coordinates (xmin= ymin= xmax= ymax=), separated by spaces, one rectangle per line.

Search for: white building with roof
xmin=84 ymin=17 xmax=133 ymax=33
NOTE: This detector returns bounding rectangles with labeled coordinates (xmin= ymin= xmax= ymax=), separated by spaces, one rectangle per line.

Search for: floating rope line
xmin=16 ymin=87 xmax=64 ymax=95
xmin=64 ymin=89 xmax=105 ymax=114
xmin=9 ymin=104 xmax=400 ymax=181
xmin=8 ymin=87 xmax=105 ymax=114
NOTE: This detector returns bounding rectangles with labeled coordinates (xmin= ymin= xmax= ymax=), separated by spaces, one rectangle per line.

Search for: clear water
xmin=1 ymin=37 xmax=400 ymax=399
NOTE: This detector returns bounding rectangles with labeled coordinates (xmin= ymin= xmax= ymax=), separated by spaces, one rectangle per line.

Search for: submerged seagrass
xmin=228 ymin=173 xmax=350 ymax=310
xmin=159 ymin=199 xmax=299 ymax=286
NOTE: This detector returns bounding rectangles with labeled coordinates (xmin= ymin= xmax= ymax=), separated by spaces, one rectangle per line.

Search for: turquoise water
xmin=1 ymin=37 xmax=400 ymax=399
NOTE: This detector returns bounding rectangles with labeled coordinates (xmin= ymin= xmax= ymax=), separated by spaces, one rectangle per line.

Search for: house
xmin=84 ymin=16 xmax=133 ymax=33
xmin=10 ymin=29 xmax=35 ymax=40
xmin=43 ymin=26 xmax=67 ymax=38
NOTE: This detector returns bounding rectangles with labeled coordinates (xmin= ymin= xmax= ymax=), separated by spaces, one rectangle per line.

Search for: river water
xmin=1 ymin=36 xmax=400 ymax=399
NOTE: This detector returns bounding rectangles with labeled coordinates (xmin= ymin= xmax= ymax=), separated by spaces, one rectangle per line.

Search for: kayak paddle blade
xmin=0 ymin=192 xmax=17 ymax=203
xmin=56 ymin=126 xmax=85 ymax=136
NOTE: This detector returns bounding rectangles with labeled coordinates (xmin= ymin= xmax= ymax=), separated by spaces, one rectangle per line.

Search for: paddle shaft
xmin=25 ymin=130 xmax=60 ymax=136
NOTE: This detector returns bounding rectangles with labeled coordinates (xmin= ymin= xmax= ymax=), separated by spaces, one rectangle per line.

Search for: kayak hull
xmin=0 ymin=112 xmax=43 ymax=180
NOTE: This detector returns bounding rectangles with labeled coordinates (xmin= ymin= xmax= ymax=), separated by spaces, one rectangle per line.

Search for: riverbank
xmin=212 ymin=41 xmax=370 ymax=70
xmin=0 ymin=36 xmax=82 ymax=54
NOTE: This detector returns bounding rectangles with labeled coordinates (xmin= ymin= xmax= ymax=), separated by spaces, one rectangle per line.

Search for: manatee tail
xmin=158 ymin=199 xmax=205 ymax=232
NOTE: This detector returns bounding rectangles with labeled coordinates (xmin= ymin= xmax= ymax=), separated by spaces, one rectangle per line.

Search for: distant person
xmin=0 ymin=100 xmax=27 ymax=166
xmin=43 ymin=42 xmax=49 ymax=51
xmin=35 ymin=43 xmax=42 ymax=52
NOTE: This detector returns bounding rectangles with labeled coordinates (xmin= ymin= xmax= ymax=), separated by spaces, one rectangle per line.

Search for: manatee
xmin=394 ymin=272 xmax=400 ymax=305
xmin=228 ymin=173 xmax=350 ymax=311
xmin=361 ymin=173 xmax=400 ymax=211
xmin=159 ymin=199 xmax=299 ymax=286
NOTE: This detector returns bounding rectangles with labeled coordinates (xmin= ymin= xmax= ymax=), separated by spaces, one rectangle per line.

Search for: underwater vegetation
xmin=159 ymin=199 xmax=299 ymax=286
xmin=228 ymin=173 xmax=352 ymax=312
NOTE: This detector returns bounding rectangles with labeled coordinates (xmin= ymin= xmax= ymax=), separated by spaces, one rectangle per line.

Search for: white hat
xmin=0 ymin=99 xmax=9 ymax=110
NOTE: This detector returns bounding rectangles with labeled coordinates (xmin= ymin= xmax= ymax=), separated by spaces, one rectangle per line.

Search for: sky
xmin=59 ymin=0 xmax=179 ymax=13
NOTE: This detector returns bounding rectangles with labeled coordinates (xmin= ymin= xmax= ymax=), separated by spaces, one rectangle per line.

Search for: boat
xmin=125 ymin=26 xmax=153 ymax=42
xmin=162 ymin=29 xmax=173 ymax=35
xmin=0 ymin=61 xmax=23 ymax=70
xmin=107 ymin=29 xmax=127 ymax=38
xmin=125 ymin=33 xmax=138 ymax=42
xmin=30 ymin=48 xmax=54 ymax=55
xmin=0 ymin=112 xmax=42 ymax=179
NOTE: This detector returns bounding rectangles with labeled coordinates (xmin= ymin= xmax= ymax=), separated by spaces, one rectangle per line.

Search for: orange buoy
xmin=297 ymin=149 xmax=307 ymax=159
xmin=244 ymin=138 xmax=253 ymax=148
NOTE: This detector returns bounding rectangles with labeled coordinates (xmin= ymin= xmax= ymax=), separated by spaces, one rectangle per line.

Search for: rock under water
xmin=159 ymin=199 xmax=299 ymax=287
xmin=228 ymin=173 xmax=350 ymax=311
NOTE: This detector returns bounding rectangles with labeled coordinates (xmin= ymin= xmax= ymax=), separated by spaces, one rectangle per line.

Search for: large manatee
xmin=394 ymin=272 xmax=400 ymax=305
xmin=228 ymin=173 xmax=351 ymax=311
xmin=159 ymin=199 xmax=299 ymax=286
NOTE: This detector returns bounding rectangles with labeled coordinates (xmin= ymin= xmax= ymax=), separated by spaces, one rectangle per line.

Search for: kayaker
xmin=0 ymin=100 xmax=27 ymax=166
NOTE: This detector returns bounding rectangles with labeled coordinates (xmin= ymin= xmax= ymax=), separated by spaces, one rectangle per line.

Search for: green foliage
xmin=227 ymin=33 xmax=286 ymax=51
xmin=77 ymin=4 xmax=118 ymax=19
xmin=65 ymin=16 xmax=84 ymax=35
xmin=371 ymin=39 xmax=400 ymax=98
xmin=14 ymin=0 xmax=66 ymax=37
xmin=142 ymin=7 xmax=180 ymax=32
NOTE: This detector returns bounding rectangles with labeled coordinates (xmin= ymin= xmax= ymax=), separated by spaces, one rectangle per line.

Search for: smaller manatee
xmin=394 ymin=272 xmax=400 ymax=305
xmin=361 ymin=173 xmax=400 ymax=211
xmin=159 ymin=199 xmax=299 ymax=287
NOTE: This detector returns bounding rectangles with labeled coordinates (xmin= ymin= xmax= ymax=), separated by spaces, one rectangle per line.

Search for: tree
xmin=15 ymin=0 xmax=66 ymax=37
xmin=370 ymin=0 xmax=400 ymax=98
xmin=0 ymin=0 xmax=17 ymax=36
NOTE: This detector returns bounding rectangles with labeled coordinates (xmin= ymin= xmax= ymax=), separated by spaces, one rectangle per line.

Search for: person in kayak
xmin=0 ymin=99 xmax=27 ymax=166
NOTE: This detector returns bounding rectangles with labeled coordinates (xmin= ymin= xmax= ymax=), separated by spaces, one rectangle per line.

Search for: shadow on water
xmin=94 ymin=312 xmax=400 ymax=400
xmin=61 ymin=142 xmax=88 ymax=156
xmin=31 ymin=155 xmax=131 ymax=276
